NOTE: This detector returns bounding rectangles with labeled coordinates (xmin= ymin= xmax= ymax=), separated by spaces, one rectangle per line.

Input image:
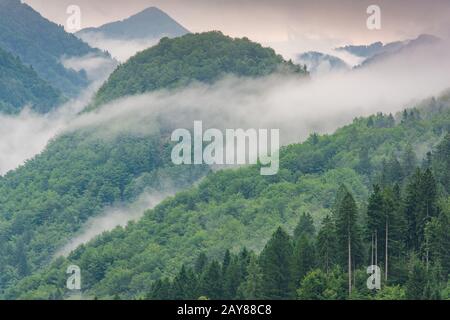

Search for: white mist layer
xmin=56 ymin=191 xmax=173 ymax=257
xmin=76 ymin=32 xmax=160 ymax=62
xmin=67 ymin=39 xmax=450 ymax=147
xmin=4 ymin=36 xmax=449 ymax=257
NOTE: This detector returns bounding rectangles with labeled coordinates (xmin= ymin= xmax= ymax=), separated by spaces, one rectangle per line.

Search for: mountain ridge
xmin=0 ymin=0 xmax=108 ymax=96
xmin=76 ymin=7 xmax=189 ymax=41
xmin=0 ymin=46 xmax=64 ymax=113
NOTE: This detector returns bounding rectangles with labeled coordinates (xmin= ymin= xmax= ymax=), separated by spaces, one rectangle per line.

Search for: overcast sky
xmin=24 ymin=0 xmax=450 ymax=48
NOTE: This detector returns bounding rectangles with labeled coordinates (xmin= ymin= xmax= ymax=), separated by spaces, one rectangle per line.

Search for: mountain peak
xmin=77 ymin=7 xmax=189 ymax=41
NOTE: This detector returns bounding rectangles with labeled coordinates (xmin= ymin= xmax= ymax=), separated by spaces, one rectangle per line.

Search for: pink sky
xmin=24 ymin=0 xmax=450 ymax=46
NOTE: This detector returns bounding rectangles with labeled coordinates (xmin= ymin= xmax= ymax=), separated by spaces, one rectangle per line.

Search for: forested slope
xmin=89 ymin=31 xmax=306 ymax=109
xmin=7 ymin=94 xmax=449 ymax=299
xmin=0 ymin=32 xmax=306 ymax=295
xmin=0 ymin=0 xmax=105 ymax=96
xmin=0 ymin=46 xmax=64 ymax=114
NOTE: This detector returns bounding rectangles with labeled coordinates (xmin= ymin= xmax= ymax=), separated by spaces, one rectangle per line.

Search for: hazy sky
xmin=24 ymin=0 xmax=450 ymax=46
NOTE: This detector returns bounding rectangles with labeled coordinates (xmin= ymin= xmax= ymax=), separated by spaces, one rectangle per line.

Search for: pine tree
xmin=237 ymin=255 xmax=264 ymax=300
xmin=293 ymin=212 xmax=315 ymax=241
xmin=401 ymin=144 xmax=417 ymax=178
xmin=334 ymin=188 xmax=363 ymax=296
xmin=199 ymin=261 xmax=223 ymax=300
xmin=292 ymin=234 xmax=316 ymax=287
xmin=259 ymin=227 xmax=294 ymax=299
xmin=222 ymin=250 xmax=231 ymax=276
xmin=367 ymin=185 xmax=384 ymax=268
xmin=195 ymin=252 xmax=208 ymax=274
xmin=317 ymin=215 xmax=337 ymax=273
xmin=171 ymin=265 xmax=197 ymax=299
xmin=223 ymin=254 xmax=246 ymax=299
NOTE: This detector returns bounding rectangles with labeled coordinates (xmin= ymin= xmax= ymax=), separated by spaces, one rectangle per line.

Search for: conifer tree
xmin=401 ymin=144 xmax=417 ymax=178
xmin=292 ymin=234 xmax=316 ymax=287
xmin=171 ymin=265 xmax=197 ymax=299
xmin=195 ymin=252 xmax=208 ymax=274
xmin=259 ymin=227 xmax=294 ymax=299
xmin=293 ymin=212 xmax=315 ymax=241
xmin=237 ymin=255 xmax=264 ymax=300
xmin=317 ymin=215 xmax=337 ymax=273
xmin=334 ymin=189 xmax=363 ymax=296
xmin=199 ymin=261 xmax=223 ymax=300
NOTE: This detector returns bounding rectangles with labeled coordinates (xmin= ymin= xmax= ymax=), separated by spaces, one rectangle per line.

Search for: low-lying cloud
xmin=56 ymin=191 xmax=174 ymax=257
xmin=67 ymin=39 xmax=450 ymax=148
xmin=76 ymin=32 xmax=160 ymax=62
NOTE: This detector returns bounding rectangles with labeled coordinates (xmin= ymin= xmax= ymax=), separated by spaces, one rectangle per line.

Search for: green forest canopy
xmin=89 ymin=31 xmax=307 ymax=110
xmin=5 ymin=94 xmax=450 ymax=300
xmin=0 ymin=46 xmax=64 ymax=114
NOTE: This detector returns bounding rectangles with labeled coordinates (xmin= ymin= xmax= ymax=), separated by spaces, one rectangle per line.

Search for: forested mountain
xmin=337 ymin=40 xmax=405 ymax=59
xmin=6 ymin=94 xmax=449 ymax=299
xmin=295 ymin=51 xmax=349 ymax=74
xmin=0 ymin=47 xmax=64 ymax=114
xmin=337 ymin=34 xmax=440 ymax=67
xmin=89 ymin=31 xmax=306 ymax=109
xmin=0 ymin=32 xmax=306 ymax=296
xmin=0 ymin=0 xmax=106 ymax=96
xmin=76 ymin=7 xmax=189 ymax=41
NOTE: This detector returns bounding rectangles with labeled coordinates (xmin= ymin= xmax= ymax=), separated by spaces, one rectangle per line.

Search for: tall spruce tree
xmin=317 ymin=215 xmax=338 ymax=273
xmin=292 ymin=234 xmax=316 ymax=288
xmin=259 ymin=227 xmax=294 ymax=299
xmin=199 ymin=261 xmax=223 ymax=300
xmin=334 ymin=188 xmax=364 ymax=296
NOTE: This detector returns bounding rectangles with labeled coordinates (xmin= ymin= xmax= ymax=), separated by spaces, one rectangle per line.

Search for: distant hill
xmin=0 ymin=46 xmax=64 ymax=114
xmin=337 ymin=34 xmax=440 ymax=67
xmin=360 ymin=34 xmax=440 ymax=67
xmin=77 ymin=7 xmax=189 ymax=41
xmin=0 ymin=0 xmax=106 ymax=97
xmin=89 ymin=31 xmax=307 ymax=109
xmin=336 ymin=40 xmax=404 ymax=59
xmin=295 ymin=51 xmax=349 ymax=74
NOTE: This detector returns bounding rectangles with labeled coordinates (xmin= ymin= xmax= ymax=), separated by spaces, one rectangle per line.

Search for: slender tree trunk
xmin=375 ymin=231 xmax=378 ymax=267
xmin=371 ymin=232 xmax=374 ymax=267
xmin=385 ymin=218 xmax=388 ymax=283
xmin=426 ymin=204 xmax=430 ymax=270
xmin=348 ymin=228 xmax=352 ymax=296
